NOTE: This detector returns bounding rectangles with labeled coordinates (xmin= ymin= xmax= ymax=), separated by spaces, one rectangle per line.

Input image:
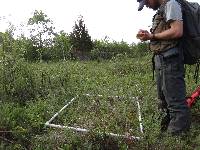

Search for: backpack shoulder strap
xmin=157 ymin=0 xmax=171 ymax=20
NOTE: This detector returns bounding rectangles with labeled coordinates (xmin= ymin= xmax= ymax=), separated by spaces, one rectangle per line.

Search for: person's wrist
xmin=151 ymin=33 xmax=156 ymax=40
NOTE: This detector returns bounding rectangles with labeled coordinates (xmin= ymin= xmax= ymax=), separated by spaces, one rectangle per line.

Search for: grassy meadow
xmin=0 ymin=54 xmax=200 ymax=149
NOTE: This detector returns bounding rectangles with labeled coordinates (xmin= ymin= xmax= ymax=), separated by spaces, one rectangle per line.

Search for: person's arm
xmin=136 ymin=20 xmax=183 ymax=41
xmin=153 ymin=20 xmax=183 ymax=40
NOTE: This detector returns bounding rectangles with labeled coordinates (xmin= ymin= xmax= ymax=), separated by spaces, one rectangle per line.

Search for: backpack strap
xmin=158 ymin=0 xmax=169 ymax=18
xmin=152 ymin=54 xmax=155 ymax=80
xmin=150 ymin=0 xmax=169 ymax=34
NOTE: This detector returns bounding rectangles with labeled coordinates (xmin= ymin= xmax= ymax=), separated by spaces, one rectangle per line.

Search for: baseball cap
xmin=137 ymin=0 xmax=146 ymax=11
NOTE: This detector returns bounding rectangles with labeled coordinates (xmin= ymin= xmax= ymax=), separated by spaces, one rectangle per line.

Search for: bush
xmin=91 ymin=40 xmax=149 ymax=60
xmin=0 ymin=55 xmax=36 ymax=104
xmin=52 ymin=31 xmax=72 ymax=61
xmin=132 ymin=42 xmax=150 ymax=57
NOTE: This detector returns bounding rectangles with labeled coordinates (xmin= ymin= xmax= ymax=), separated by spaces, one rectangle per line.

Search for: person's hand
xmin=136 ymin=29 xmax=148 ymax=37
xmin=136 ymin=29 xmax=153 ymax=41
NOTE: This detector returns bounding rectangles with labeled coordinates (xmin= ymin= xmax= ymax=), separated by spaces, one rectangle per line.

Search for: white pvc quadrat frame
xmin=45 ymin=94 xmax=144 ymax=140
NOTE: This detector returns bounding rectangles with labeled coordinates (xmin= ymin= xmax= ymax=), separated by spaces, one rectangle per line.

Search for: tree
xmin=53 ymin=30 xmax=72 ymax=60
xmin=27 ymin=10 xmax=56 ymax=61
xmin=69 ymin=15 xmax=93 ymax=60
xmin=0 ymin=23 xmax=16 ymax=54
xmin=15 ymin=36 xmax=39 ymax=61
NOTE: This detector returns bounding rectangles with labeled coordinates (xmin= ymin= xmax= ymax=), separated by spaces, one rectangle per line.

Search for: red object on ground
xmin=187 ymin=86 xmax=200 ymax=108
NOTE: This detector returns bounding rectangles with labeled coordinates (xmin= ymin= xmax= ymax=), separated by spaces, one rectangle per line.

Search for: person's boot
xmin=160 ymin=113 xmax=170 ymax=132
xmin=158 ymin=101 xmax=170 ymax=132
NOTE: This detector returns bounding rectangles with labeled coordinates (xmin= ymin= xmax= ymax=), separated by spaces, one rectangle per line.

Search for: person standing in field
xmin=136 ymin=0 xmax=191 ymax=135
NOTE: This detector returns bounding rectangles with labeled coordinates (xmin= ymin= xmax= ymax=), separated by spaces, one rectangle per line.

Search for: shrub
xmin=0 ymin=55 xmax=36 ymax=104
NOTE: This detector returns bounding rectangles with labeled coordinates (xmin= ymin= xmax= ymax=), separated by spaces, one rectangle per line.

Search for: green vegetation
xmin=0 ymin=10 xmax=200 ymax=149
xmin=1 ymin=54 xmax=200 ymax=149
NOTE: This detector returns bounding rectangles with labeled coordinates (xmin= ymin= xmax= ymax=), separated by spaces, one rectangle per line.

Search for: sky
xmin=0 ymin=0 xmax=199 ymax=44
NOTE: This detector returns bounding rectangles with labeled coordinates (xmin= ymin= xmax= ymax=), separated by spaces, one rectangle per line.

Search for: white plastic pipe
xmin=45 ymin=97 xmax=77 ymax=125
xmin=45 ymin=123 xmax=89 ymax=133
xmin=84 ymin=93 xmax=138 ymax=100
xmin=45 ymin=123 xmax=141 ymax=140
xmin=136 ymin=100 xmax=144 ymax=134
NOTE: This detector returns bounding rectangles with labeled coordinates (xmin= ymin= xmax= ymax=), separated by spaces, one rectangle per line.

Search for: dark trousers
xmin=154 ymin=47 xmax=191 ymax=134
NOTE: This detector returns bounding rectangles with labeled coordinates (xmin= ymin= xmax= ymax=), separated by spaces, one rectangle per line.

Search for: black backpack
xmin=176 ymin=0 xmax=200 ymax=65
